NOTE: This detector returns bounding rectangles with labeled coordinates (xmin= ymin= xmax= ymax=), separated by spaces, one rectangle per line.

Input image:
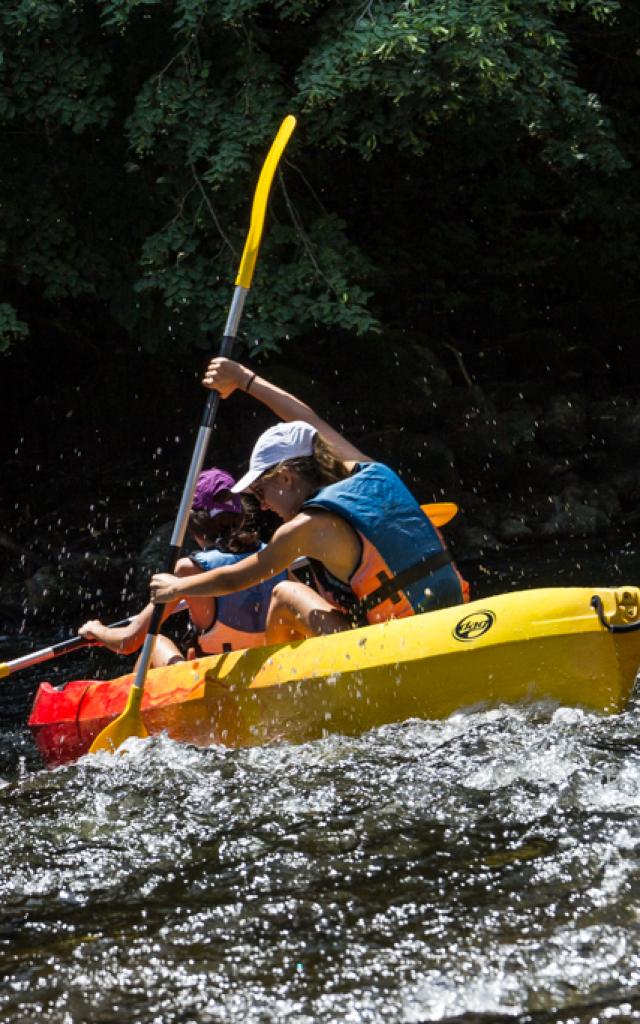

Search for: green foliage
xmin=1 ymin=2 xmax=113 ymax=130
xmin=0 ymin=304 xmax=28 ymax=353
xmin=294 ymin=0 xmax=625 ymax=172
xmin=0 ymin=0 xmax=637 ymax=361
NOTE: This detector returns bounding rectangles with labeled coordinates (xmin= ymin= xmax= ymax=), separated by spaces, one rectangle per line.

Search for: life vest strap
xmin=358 ymin=550 xmax=454 ymax=615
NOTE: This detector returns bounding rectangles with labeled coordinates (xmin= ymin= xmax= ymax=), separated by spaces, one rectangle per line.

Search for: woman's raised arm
xmin=202 ymin=357 xmax=370 ymax=464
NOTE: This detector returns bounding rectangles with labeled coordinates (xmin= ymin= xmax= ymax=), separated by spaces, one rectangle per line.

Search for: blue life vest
xmin=303 ymin=462 xmax=466 ymax=621
xmin=190 ymin=546 xmax=286 ymax=652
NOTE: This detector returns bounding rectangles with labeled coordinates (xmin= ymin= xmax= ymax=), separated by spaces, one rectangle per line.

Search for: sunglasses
xmin=250 ymin=466 xmax=283 ymax=503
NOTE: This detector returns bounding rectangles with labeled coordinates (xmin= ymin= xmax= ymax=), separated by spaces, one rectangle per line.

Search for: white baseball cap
xmin=231 ymin=420 xmax=318 ymax=493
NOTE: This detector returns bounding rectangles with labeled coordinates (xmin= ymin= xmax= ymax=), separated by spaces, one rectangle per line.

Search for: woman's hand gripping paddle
xmin=0 ymin=618 xmax=132 ymax=680
xmin=0 ymin=601 xmax=191 ymax=680
xmin=89 ymin=115 xmax=297 ymax=755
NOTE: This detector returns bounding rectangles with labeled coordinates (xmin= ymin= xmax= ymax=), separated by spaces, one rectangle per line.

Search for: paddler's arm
xmin=78 ymin=600 xmax=178 ymax=655
xmin=202 ymin=357 xmax=370 ymax=464
xmin=150 ymin=515 xmax=317 ymax=604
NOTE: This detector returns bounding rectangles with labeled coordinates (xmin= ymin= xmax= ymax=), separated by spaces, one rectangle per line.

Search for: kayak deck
xmin=28 ymin=586 xmax=640 ymax=766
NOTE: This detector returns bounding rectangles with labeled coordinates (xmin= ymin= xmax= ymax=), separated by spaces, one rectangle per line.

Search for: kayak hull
xmin=28 ymin=586 xmax=640 ymax=767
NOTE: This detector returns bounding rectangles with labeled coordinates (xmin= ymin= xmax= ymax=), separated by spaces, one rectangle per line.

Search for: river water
xmin=2 ymin=538 xmax=640 ymax=1023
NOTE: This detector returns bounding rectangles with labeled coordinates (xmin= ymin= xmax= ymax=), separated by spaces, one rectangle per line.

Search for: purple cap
xmin=192 ymin=468 xmax=243 ymax=516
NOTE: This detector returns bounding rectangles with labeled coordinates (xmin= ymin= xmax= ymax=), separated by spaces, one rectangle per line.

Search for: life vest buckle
xmin=376 ymin=571 xmax=401 ymax=604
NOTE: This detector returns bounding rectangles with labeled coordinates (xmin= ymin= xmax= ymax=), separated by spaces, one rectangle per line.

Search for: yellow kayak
xmin=29 ymin=585 xmax=640 ymax=765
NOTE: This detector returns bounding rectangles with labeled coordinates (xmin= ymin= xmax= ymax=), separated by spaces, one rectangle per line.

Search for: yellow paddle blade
xmin=421 ymin=502 xmax=458 ymax=527
xmin=235 ymin=114 xmax=297 ymax=289
xmin=0 ymin=664 xmax=9 ymax=680
xmin=89 ymin=684 xmax=148 ymax=755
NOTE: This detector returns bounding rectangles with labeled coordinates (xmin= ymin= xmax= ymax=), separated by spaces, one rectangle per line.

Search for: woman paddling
xmin=150 ymin=359 xmax=468 ymax=643
xmin=79 ymin=467 xmax=285 ymax=665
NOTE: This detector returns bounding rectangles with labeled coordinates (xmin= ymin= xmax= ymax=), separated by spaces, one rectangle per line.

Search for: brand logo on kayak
xmin=452 ymin=610 xmax=495 ymax=642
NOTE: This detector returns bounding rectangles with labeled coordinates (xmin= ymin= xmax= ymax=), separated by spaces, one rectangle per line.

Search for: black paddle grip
xmin=53 ymin=618 xmax=132 ymax=655
xmin=201 ymin=335 xmax=236 ymax=430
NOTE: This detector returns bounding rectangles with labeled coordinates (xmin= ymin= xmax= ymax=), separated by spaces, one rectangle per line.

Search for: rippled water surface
xmin=2 ymin=542 xmax=640 ymax=1023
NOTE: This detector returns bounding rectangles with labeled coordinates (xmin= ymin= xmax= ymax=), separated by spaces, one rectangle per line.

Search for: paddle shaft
xmin=0 ymin=618 xmax=131 ymax=678
xmin=132 ymin=290 xmax=247 ymax=688
xmin=88 ymin=115 xmax=297 ymax=755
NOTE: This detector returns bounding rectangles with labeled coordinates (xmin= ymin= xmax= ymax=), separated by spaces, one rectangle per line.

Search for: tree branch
xmin=189 ymin=162 xmax=239 ymax=260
